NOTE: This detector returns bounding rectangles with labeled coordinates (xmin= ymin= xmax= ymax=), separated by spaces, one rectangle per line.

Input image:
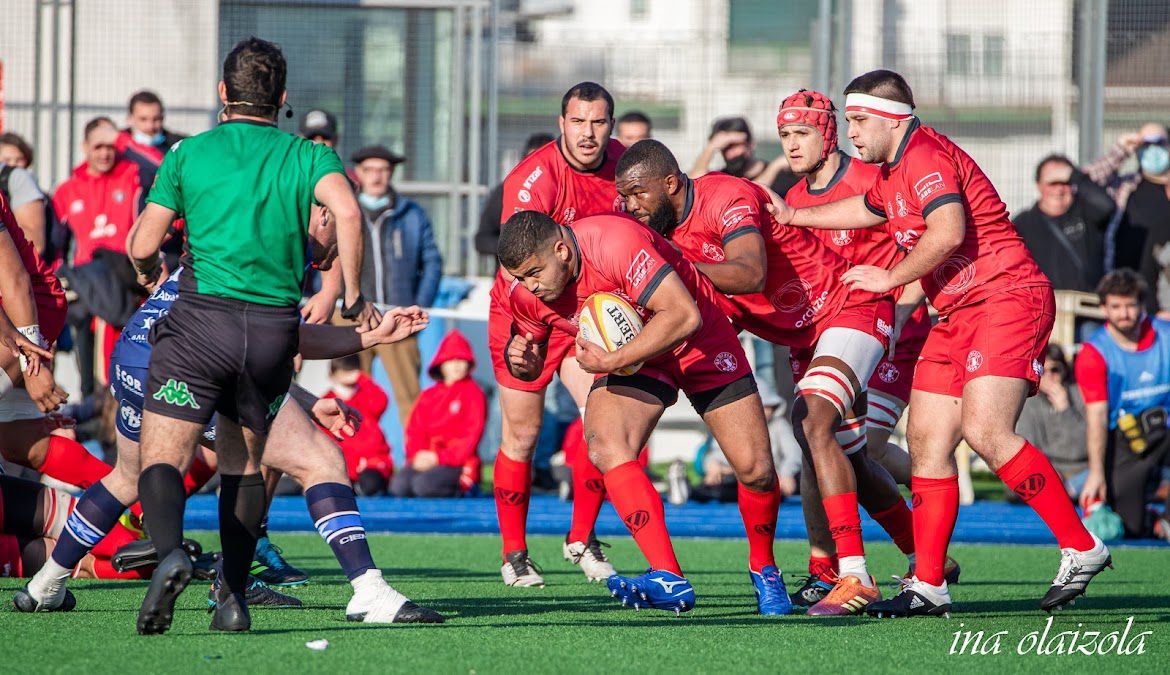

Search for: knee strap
xmin=836 ymin=416 xmax=867 ymax=456
xmin=867 ymin=390 xmax=906 ymax=434
xmin=796 ymin=365 xmax=857 ymax=419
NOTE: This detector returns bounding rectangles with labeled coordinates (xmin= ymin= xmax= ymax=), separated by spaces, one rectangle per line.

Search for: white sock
xmin=838 ymin=555 xmax=872 ymax=587
xmin=350 ymin=568 xmax=382 ymax=591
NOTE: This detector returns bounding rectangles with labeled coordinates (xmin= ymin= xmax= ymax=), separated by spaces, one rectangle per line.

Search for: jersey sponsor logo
xmin=771 ymin=279 xmax=812 ymax=313
xmin=562 ymin=207 xmax=577 ymax=223
xmin=338 ymin=533 xmax=367 ymax=546
xmin=934 ymin=254 xmax=976 ymax=295
xmin=141 ymin=316 xmax=156 ymax=330
xmin=114 ymin=365 xmax=143 ymax=396
xmin=965 ymin=350 xmax=984 ymax=373
xmin=129 ymin=332 xmax=147 ymax=343
xmin=1120 ymin=383 xmax=1170 ymax=402
xmin=877 ymin=361 xmax=900 ymax=383
xmin=700 ymin=242 xmax=725 ymax=262
xmin=154 ymin=288 xmax=178 ymax=303
xmin=914 ymin=172 xmax=946 ymax=202
xmin=153 ymin=378 xmax=200 ymax=409
xmin=517 ymin=189 xmax=532 ymax=204
xmin=70 ymin=199 xmax=85 ymax=214
xmin=89 ymin=214 xmax=117 ymax=240
xmin=877 ymin=318 xmax=893 ymax=338
xmin=626 ymin=249 xmax=656 ymax=288
xmin=714 ymin=351 xmax=739 ymax=373
xmin=522 ymin=166 xmax=543 ymax=190
xmin=895 ymin=192 xmax=908 ymax=217
xmin=120 ymin=403 xmax=142 ymax=431
xmin=893 ymin=228 xmax=920 ymax=250
xmin=721 ymin=205 xmax=755 ymax=230
xmin=623 ymin=509 xmax=650 ymax=534
xmin=831 ymin=230 xmax=854 ymax=246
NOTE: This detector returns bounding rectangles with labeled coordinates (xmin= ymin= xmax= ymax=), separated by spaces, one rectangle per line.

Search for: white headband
xmin=844 ymin=93 xmax=914 ymax=120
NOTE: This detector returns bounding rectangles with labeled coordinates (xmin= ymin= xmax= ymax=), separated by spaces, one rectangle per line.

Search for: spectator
xmin=0 ymin=138 xmax=49 ymax=253
xmin=1075 ymin=269 xmax=1170 ymax=539
xmin=392 ymin=330 xmax=486 ymax=497
xmin=474 ymin=132 xmax=554 ymax=256
xmin=52 ymin=116 xmax=144 ymax=397
xmin=690 ymin=116 xmax=799 ymax=196
xmin=343 ymin=144 xmax=442 ymax=424
xmin=326 ymin=355 xmax=395 ymax=496
xmin=615 ymin=111 xmax=652 ymax=147
xmin=116 ymin=90 xmax=186 ymax=163
xmin=0 ymin=132 xmax=35 ymax=168
xmin=300 ymin=109 xmax=339 ymax=148
xmin=1016 ymin=344 xmax=1089 ymax=497
xmin=1085 ymin=123 xmax=1170 ymax=311
xmin=1013 ymin=154 xmax=1114 ymax=292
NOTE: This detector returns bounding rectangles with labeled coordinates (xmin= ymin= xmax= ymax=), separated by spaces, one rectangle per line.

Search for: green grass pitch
xmin=1 ymin=533 xmax=1165 ymax=673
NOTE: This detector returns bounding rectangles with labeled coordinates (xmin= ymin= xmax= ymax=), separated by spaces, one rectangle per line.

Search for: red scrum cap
xmin=777 ymin=89 xmax=837 ymax=163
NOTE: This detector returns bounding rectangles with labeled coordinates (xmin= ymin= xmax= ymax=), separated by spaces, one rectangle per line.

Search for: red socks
xmin=821 ymin=491 xmax=864 ymax=558
xmin=996 ymin=440 xmax=1095 ymax=551
xmin=493 ymin=452 xmax=532 ymax=557
xmin=90 ymin=518 xmax=141 ymax=559
xmin=89 ymin=556 xmax=150 ymax=580
xmin=809 ymin=554 xmax=838 ymax=577
xmin=183 ymin=456 xmax=217 ymax=495
xmin=737 ymin=482 xmax=779 ymax=571
xmin=911 ymin=475 xmax=959 ymax=585
xmin=38 ymin=436 xmax=112 ymax=489
xmin=568 ymin=451 xmax=606 ymax=544
xmin=604 ymin=461 xmax=681 ymax=575
xmin=869 ymin=499 xmax=915 ymax=555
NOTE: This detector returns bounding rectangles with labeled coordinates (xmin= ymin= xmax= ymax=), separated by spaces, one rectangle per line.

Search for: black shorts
xmin=143 ymin=292 xmax=300 ymax=434
xmin=590 ymin=373 xmax=758 ymax=416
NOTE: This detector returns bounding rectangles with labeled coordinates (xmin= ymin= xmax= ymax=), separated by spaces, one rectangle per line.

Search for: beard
xmin=646 ymin=198 xmax=678 ymax=237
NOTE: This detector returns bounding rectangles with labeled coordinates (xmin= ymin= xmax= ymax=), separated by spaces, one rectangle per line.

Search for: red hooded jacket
xmin=51 ymin=158 xmax=143 ymax=266
xmin=325 ymin=371 xmax=393 ymax=481
xmin=406 ymin=330 xmax=486 ymax=475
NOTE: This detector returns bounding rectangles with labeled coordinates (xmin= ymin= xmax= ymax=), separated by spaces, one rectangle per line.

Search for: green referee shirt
xmin=147 ymin=119 xmax=345 ymax=306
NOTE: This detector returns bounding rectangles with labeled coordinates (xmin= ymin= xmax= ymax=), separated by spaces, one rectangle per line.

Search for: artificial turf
xmin=1 ymin=533 xmax=1165 ymax=674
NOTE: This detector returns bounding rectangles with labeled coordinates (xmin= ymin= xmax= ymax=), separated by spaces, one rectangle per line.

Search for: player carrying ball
xmin=771 ymin=70 xmax=1111 ymax=617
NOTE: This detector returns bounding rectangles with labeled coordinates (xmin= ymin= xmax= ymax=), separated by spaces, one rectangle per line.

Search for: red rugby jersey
xmin=861 ymin=119 xmax=1048 ymax=315
xmin=0 ymin=192 xmax=65 ymax=306
xmin=499 ymin=137 xmax=626 ymax=226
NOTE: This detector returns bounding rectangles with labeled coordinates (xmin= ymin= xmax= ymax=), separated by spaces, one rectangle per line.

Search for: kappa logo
xmin=701 ymin=241 xmax=725 ymax=262
xmin=753 ymin=524 xmax=774 ymax=536
xmin=877 ymin=361 xmax=900 ymax=384
xmin=562 ymin=207 xmax=577 ymax=223
xmin=965 ymin=350 xmax=984 ymax=373
xmin=914 ymin=172 xmax=946 ymax=201
xmin=517 ymin=189 xmax=531 ymax=204
xmin=120 ymin=403 xmax=142 ymax=431
xmin=267 ymin=396 xmax=285 ymax=419
xmin=1013 ymin=473 xmax=1046 ymax=502
xmin=584 ymin=478 xmax=605 ymax=493
xmin=714 ymin=351 xmax=738 ymax=373
xmin=153 ymin=379 xmax=200 ymax=409
xmin=895 ymin=192 xmax=908 ymax=217
xmin=495 ymin=488 xmax=526 ymax=506
xmin=831 ymin=230 xmax=854 ymax=246
xmin=626 ymin=249 xmax=655 ymax=288
xmin=934 ymin=254 xmax=977 ymax=295
xmin=624 ymin=509 xmax=650 ymax=534
xmin=721 ymin=205 xmax=756 ymax=230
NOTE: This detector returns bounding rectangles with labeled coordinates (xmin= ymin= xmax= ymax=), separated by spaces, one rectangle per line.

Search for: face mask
xmin=722 ymin=154 xmax=755 ymax=178
xmin=358 ymin=192 xmax=391 ymax=211
xmin=1140 ymin=144 xmax=1170 ymax=176
xmin=132 ymin=130 xmax=165 ymax=147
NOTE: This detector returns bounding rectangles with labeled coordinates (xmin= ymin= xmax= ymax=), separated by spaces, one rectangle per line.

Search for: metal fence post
xmin=1077 ymin=0 xmax=1107 ymax=164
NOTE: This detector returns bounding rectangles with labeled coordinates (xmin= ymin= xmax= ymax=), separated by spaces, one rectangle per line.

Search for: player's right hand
xmin=506 ymin=332 xmax=543 ymax=381
xmin=24 ymin=360 xmax=68 ymax=412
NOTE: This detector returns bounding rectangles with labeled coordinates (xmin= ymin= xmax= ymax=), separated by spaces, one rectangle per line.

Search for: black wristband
xmin=133 ymin=255 xmax=163 ymax=283
xmin=340 ymin=294 xmax=367 ymax=320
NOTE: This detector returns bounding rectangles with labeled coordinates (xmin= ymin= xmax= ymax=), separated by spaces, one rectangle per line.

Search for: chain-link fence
xmin=2 ymin=0 xmax=1168 ymax=276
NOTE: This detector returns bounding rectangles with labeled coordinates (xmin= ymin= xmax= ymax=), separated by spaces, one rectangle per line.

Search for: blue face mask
xmin=132 ymin=130 xmax=166 ymax=147
xmin=1140 ymin=144 xmax=1170 ymax=176
xmin=358 ymin=192 xmax=391 ymax=211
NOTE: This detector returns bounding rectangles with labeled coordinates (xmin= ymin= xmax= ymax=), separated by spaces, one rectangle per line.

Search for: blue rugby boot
xmin=750 ymin=565 xmax=793 ymax=615
xmin=606 ymin=569 xmax=695 ymax=615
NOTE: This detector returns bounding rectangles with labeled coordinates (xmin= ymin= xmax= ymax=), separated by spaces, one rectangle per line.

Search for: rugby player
xmin=769 ymin=70 xmax=1109 ymax=617
xmin=498 ymin=210 xmax=786 ymax=615
xmin=126 ymin=37 xmax=378 ymax=634
xmin=16 ymin=216 xmax=443 ymax=624
xmin=614 ymin=140 xmax=912 ymax=615
xmin=490 ymin=82 xmax=628 ymax=587
xmin=777 ymin=90 xmax=959 ymax=605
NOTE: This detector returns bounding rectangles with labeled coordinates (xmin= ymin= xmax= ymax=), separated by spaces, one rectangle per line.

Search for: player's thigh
xmin=959 ymin=375 xmax=1030 ymax=469
xmin=583 ymin=380 xmax=665 ymax=472
xmin=697 ymin=383 xmax=775 ymax=488
xmin=498 ymin=385 xmax=547 ymax=460
xmin=236 ymin=306 xmax=300 ymax=436
xmin=905 ymin=388 xmax=964 ymax=477
xmin=139 ymin=410 xmax=204 ymax=472
xmin=212 ymin=415 xmax=265 ymax=475
xmin=262 ymin=399 xmax=345 ymax=486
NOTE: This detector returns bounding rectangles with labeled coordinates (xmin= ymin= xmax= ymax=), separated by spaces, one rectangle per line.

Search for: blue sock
xmin=305 ymin=482 xmax=375 ymax=581
xmin=50 ymin=481 xmax=128 ymax=570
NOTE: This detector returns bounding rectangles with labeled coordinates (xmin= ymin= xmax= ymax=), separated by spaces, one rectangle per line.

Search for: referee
xmin=127 ymin=37 xmax=377 ymax=635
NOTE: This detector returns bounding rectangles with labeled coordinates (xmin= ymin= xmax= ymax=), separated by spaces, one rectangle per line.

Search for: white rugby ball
xmin=577 ymin=292 xmax=644 ymax=376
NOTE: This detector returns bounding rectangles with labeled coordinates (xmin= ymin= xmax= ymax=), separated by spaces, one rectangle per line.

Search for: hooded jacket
xmin=405 ymin=330 xmax=486 ymax=467
xmin=324 ymin=371 xmax=393 ymax=481
xmin=358 ymin=195 xmax=443 ymax=308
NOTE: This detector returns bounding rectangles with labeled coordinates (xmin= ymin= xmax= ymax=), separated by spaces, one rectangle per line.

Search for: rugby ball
xmin=577 ymin=292 xmax=644 ymax=376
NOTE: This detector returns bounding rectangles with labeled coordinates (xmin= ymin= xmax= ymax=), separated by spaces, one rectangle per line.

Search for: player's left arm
xmin=576 ymin=269 xmax=702 ymax=374
xmin=694 ymin=230 xmax=766 ymax=294
xmin=843 ymin=201 xmax=965 ymax=294
xmin=298 ymin=306 xmax=429 ymax=359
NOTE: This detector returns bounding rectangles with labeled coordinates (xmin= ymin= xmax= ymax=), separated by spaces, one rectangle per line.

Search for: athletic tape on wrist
xmin=16 ymin=325 xmax=47 ymax=371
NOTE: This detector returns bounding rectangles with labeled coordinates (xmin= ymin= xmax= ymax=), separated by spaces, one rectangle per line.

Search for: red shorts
xmin=867 ymin=304 xmax=932 ymax=404
xmin=789 ymin=296 xmax=895 ymax=379
xmin=592 ymin=303 xmax=753 ymax=415
xmin=913 ymin=285 xmax=1054 ymax=398
xmin=488 ymin=272 xmax=576 ymax=393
